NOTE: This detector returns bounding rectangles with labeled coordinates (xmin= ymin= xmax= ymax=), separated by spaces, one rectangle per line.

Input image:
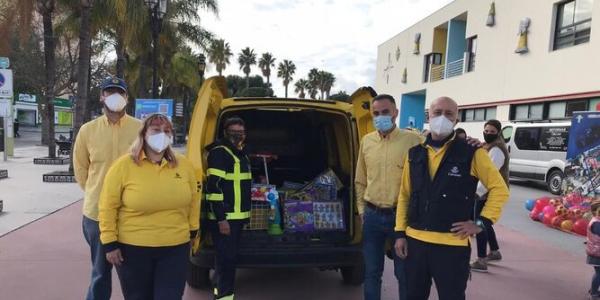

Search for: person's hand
xmin=359 ymin=214 xmax=364 ymax=226
xmin=451 ymin=221 xmax=482 ymax=239
xmin=466 ymin=136 xmax=483 ymax=147
xmin=218 ymin=220 xmax=231 ymax=235
xmin=394 ymin=238 xmax=408 ymax=259
xmin=106 ymin=249 xmax=124 ymax=266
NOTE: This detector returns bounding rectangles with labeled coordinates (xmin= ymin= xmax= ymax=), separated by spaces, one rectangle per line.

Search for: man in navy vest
xmin=393 ymin=97 xmax=509 ymax=300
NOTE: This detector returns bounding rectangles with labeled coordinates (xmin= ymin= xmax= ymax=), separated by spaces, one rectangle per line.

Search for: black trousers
xmin=210 ymin=220 xmax=245 ymax=299
xmin=406 ymin=237 xmax=471 ymax=300
xmin=116 ymin=242 xmax=189 ymax=300
xmin=475 ymin=199 xmax=500 ymax=258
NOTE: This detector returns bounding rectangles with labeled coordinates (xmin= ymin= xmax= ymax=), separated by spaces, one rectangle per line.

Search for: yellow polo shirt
xmin=355 ymin=127 xmax=423 ymax=215
xmin=394 ymin=137 xmax=509 ymax=246
xmin=73 ymin=114 xmax=142 ymax=220
xmin=98 ymin=153 xmax=200 ymax=247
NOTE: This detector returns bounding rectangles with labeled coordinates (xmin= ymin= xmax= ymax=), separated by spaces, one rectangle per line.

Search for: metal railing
xmin=446 ymin=59 xmax=464 ymax=78
xmin=430 ymin=65 xmax=445 ymax=82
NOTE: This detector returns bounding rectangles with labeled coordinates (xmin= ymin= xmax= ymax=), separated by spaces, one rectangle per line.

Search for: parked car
xmin=185 ymin=77 xmax=375 ymax=288
xmin=501 ymin=122 xmax=571 ymax=194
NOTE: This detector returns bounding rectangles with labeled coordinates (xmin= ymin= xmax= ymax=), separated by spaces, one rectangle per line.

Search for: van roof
xmin=220 ymin=97 xmax=354 ymax=112
xmin=504 ymin=122 xmax=571 ymax=128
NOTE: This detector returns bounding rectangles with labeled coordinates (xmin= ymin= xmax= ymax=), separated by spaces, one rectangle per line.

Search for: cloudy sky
xmin=200 ymin=0 xmax=453 ymax=97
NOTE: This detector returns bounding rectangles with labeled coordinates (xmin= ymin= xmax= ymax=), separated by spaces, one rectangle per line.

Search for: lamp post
xmin=182 ymin=54 xmax=206 ymax=140
xmin=144 ymin=0 xmax=167 ymax=99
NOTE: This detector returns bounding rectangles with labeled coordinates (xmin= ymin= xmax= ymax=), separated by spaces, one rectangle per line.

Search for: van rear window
xmin=514 ymin=128 xmax=540 ymax=150
xmin=539 ymin=126 xmax=569 ymax=152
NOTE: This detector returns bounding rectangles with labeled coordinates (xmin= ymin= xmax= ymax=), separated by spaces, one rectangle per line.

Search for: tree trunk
xmin=115 ymin=30 xmax=125 ymax=78
xmin=71 ymin=0 xmax=93 ymax=170
xmin=41 ymin=0 xmax=56 ymax=158
xmin=138 ymin=51 xmax=150 ymax=98
xmin=284 ymin=84 xmax=288 ymax=98
xmin=245 ymin=74 xmax=249 ymax=89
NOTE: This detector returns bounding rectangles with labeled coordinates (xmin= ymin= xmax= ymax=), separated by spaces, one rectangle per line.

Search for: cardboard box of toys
xmin=251 ymin=184 xmax=277 ymax=201
xmin=282 ymin=169 xmax=345 ymax=232
xmin=284 ymin=200 xmax=314 ymax=232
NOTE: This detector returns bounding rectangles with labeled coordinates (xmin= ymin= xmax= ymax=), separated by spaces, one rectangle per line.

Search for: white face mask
xmin=429 ymin=115 xmax=455 ymax=138
xmin=104 ymin=93 xmax=127 ymax=112
xmin=146 ymin=132 xmax=172 ymax=153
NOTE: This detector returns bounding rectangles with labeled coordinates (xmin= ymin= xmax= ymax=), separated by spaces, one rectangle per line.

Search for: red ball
xmin=543 ymin=205 xmax=557 ymax=217
xmin=573 ymin=219 xmax=589 ymax=236
xmin=551 ymin=216 xmax=564 ymax=227
xmin=543 ymin=213 xmax=554 ymax=226
xmin=535 ymin=198 xmax=550 ymax=211
xmin=530 ymin=210 xmax=539 ymax=221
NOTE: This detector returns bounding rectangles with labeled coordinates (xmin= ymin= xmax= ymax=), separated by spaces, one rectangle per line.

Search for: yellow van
xmin=186 ymin=77 xmax=375 ymax=288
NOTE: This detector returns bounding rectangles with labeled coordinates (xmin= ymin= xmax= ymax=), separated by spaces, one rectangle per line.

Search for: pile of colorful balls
xmin=524 ymin=192 xmax=593 ymax=236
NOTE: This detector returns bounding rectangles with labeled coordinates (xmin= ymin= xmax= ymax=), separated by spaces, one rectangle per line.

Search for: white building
xmin=376 ymin=0 xmax=600 ymax=138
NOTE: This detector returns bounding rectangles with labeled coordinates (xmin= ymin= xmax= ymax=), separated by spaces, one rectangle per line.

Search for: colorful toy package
xmin=313 ymin=201 xmax=345 ymax=231
xmin=251 ymin=184 xmax=277 ymax=202
xmin=284 ymin=200 xmax=314 ymax=232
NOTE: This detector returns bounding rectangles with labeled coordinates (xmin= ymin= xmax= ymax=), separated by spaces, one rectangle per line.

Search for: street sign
xmin=134 ymin=99 xmax=174 ymax=120
xmin=0 ymin=57 xmax=9 ymax=69
xmin=0 ymin=69 xmax=13 ymax=98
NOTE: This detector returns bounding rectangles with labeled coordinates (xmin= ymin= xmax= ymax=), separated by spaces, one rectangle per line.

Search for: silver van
xmin=501 ymin=122 xmax=571 ymax=194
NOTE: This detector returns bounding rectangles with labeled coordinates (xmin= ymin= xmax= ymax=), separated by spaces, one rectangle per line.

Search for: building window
xmin=590 ymin=98 xmax=600 ymax=111
xmin=565 ymin=99 xmax=588 ymax=116
xmin=487 ymin=107 xmax=497 ymax=119
xmin=460 ymin=106 xmax=497 ymax=122
xmin=549 ymin=101 xmax=567 ymax=119
xmin=423 ymin=54 xmax=432 ymax=83
xmin=554 ymin=0 xmax=593 ymax=50
xmin=512 ymin=103 xmax=544 ymax=120
xmin=474 ymin=108 xmax=485 ymax=121
xmin=466 ymin=36 xmax=477 ymax=72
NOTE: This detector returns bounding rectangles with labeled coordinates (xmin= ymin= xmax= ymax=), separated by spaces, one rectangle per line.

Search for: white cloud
xmin=198 ymin=0 xmax=453 ymax=97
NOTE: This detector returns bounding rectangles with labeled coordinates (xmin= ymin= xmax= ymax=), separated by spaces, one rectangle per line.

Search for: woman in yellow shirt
xmin=99 ymin=114 xmax=200 ymax=299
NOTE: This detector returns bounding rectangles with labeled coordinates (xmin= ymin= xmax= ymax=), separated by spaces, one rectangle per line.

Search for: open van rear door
xmin=349 ymin=87 xmax=376 ymax=140
xmin=186 ymin=77 xmax=227 ymax=252
xmin=186 ymin=76 xmax=227 ymax=178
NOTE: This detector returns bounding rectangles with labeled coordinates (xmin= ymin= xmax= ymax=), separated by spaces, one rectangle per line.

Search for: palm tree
xmin=2 ymin=0 xmax=59 ymax=157
xmin=307 ymin=68 xmax=319 ymax=99
xmin=323 ymin=72 xmax=336 ymax=99
xmin=40 ymin=0 xmax=58 ymax=158
xmin=277 ymin=59 xmax=296 ymax=98
xmin=294 ymin=79 xmax=309 ymax=99
xmin=208 ymin=39 xmax=232 ymax=76
xmin=73 ymin=0 xmax=94 ymax=142
xmin=238 ymin=47 xmax=256 ymax=89
xmin=258 ymin=52 xmax=276 ymax=85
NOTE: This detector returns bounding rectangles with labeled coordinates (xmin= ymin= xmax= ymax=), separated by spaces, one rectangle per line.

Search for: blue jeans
xmin=592 ymin=266 xmax=600 ymax=295
xmin=363 ymin=206 xmax=407 ymax=300
xmin=82 ymin=216 xmax=112 ymax=300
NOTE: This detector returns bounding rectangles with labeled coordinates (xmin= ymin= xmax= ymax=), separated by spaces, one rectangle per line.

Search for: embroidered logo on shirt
xmin=175 ymin=173 xmax=182 ymax=179
xmin=448 ymin=166 xmax=462 ymax=177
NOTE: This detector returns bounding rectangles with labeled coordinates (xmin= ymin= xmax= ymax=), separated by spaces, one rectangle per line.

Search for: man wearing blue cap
xmin=73 ymin=76 xmax=142 ymax=300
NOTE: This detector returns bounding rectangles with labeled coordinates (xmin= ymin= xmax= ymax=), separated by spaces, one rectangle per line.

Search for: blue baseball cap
xmin=100 ymin=76 xmax=127 ymax=93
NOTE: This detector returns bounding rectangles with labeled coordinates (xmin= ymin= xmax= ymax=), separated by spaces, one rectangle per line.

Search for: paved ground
xmin=0 ymin=129 xmax=592 ymax=299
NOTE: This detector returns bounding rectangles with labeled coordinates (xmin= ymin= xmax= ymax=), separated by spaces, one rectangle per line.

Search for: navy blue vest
xmin=407 ymin=139 xmax=478 ymax=232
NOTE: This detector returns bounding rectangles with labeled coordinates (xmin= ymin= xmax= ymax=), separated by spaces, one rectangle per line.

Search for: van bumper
xmin=190 ymin=244 xmax=363 ymax=268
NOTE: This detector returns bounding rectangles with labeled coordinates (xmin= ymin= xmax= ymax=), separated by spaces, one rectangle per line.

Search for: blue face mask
xmin=373 ymin=115 xmax=394 ymax=132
